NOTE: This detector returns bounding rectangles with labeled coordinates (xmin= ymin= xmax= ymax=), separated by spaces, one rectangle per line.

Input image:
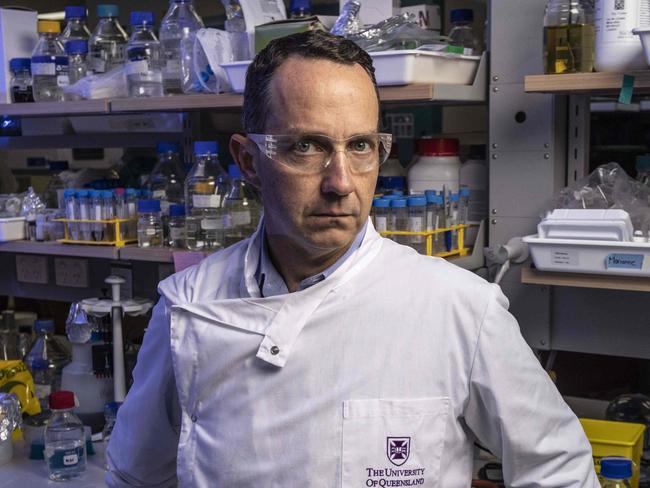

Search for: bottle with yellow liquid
xmin=544 ymin=0 xmax=595 ymax=74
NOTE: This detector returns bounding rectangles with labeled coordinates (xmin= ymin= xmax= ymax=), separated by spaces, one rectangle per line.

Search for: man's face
xmin=252 ymin=56 xmax=380 ymax=255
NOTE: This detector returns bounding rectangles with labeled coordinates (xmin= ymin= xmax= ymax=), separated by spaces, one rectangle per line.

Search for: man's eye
xmin=350 ymin=139 xmax=373 ymax=152
xmin=292 ymin=140 xmax=323 ymax=154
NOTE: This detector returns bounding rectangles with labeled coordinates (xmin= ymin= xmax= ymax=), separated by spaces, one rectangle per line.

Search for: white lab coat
xmin=106 ymin=220 xmax=599 ymax=488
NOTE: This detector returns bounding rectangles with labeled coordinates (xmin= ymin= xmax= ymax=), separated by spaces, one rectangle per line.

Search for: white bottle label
xmin=232 ymin=210 xmax=251 ymax=226
xmin=145 ymin=228 xmax=156 ymax=236
xmin=170 ymin=227 xmax=184 ymax=240
xmin=32 ymin=62 xmax=56 ymax=76
xmin=152 ymin=190 xmax=166 ymax=199
xmin=193 ymin=194 xmax=221 ymax=208
xmin=164 ymin=59 xmax=181 ymax=74
xmin=63 ymin=453 xmax=79 ymax=466
xmin=201 ymin=218 xmax=222 ymax=230
xmin=375 ymin=215 xmax=387 ymax=232
xmin=409 ymin=216 xmax=424 ymax=243
xmin=596 ymin=0 xmax=650 ymax=43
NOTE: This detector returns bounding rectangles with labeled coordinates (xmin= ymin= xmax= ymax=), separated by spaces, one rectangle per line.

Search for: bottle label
xmin=34 ymin=383 xmax=51 ymax=399
xmin=145 ymin=228 xmax=156 ymax=236
xmin=193 ymin=194 xmax=221 ymax=208
xmin=201 ymin=218 xmax=223 ymax=230
xmin=163 ymin=59 xmax=181 ymax=75
xmin=125 ymin=59 xmax=162 ymax=82
xmin=375 ymin=215 xmax=387 ymax=232
xmin=170 ymin=227 xmax=184 ymax=240
xmin=231 ymin=210 xmax=251 ymax=226
xmin=55 ymin=57 xmax=69 ymax=87
xmin=31 ymin=56 xmax=56 ymax=76
xmin=47 ymin=446 xmax=84 ymax=470
xmin=409 ymin=216 xmax=424 ymax=243
xmin=595 ymin=0 xmax=650 ymax=43
xmin=152 ymin=190 xmax=166 ymax=199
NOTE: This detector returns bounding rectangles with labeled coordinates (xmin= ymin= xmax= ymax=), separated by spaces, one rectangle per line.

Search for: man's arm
xmin=105 ymin=297 xmax=181 ymax=488
xmin=464 ymin=286 xmax=600 ymax=488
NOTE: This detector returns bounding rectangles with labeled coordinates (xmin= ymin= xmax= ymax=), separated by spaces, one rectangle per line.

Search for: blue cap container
xmin=450 ymin=193 xmax=460 ymax=202
xmin=407 ymin=196 xmax=427 ymax=207
xmin=169 ymin=204 xmax=185 ymax=217
xmin=426 ymin=193 xmax=443 ymax=205
xmin=194 ymin=141 xmax=218 ymax=155
xmin=9 ymin=58 xmax=30 ymax=72
xmin=65 ymin=39 xmax=88 ymax=55
xmin=450 ymin=8 xmax=473 ymax=23
xmin=63 ymin=189 xmax=76 ymax=199
xmin=156 ymin=142 xmax=180 ymax=154
xmin=97 ymin=4 xmax=119 ymax=18
xmin=76 ymin=190 xmax=89 ymax=198
xmin=137 ymin=199 xmax=161 ymax=213
xmin=460 ymin=187 xmax=471 ymax=198
xmin=391 ymin=198 xmax=407 ymax=208
xmin=34 ymin=319 xmax=55 ymax=333
xmin=130 ymin=11 xmax=154 ymax=27
xmin=600 ymin=457 xmax=633 ymax=480
xmin=65 ymin=6 xmax=87 ymax=19
xmin=381 ymin=194 xmax=401 ymax=201
xmin=372 ymin=198 xmax=390 ymax=208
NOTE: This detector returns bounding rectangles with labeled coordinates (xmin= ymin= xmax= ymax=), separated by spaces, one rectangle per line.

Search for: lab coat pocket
xmin=341 ymin=397 xmax=450 ymax=488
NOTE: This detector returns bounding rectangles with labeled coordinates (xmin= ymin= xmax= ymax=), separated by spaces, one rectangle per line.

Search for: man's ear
xmin=230 ymin=133 xmax=261 ymax=190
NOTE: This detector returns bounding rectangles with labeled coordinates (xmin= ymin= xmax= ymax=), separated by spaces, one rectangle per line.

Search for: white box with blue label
xmin=0 ymin=7 xmax=38 ymax=103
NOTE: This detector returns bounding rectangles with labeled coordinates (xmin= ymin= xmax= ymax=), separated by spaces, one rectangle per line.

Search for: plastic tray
xmin=220 ymin=60 xmax=251 ymax=94
xmin=524 ymin=234 xmax=650 ymax=277
xmin=369 ymin=49 xmax=481 ymax=86
xmin=0 ymin=217 xmax=25 ymax=242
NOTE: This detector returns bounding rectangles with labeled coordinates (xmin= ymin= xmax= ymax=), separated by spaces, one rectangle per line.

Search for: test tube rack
xmin=54 ymin=218 xmax=137 ymax=247
xmin=380 ymin=224 xmax=472 ymax=258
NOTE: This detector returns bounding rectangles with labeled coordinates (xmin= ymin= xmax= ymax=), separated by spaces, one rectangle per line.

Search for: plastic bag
xmin=348 ymin=13 xmax=444 ymax=51
xmin=549 ymin=162 xmax=650 ymax=233
xmin=182 ymin=28 xmax=233 ymax=94
xmin=63 ymin=65 xmax=128 ymax=100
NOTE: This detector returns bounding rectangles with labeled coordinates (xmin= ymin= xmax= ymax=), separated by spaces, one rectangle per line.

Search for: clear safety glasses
xmin=247 ymin=132 xmax=393 ymax=175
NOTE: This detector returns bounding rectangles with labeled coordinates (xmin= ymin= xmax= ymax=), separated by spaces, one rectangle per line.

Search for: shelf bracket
xmin=567 ymin=94 xmax=591 ymax=184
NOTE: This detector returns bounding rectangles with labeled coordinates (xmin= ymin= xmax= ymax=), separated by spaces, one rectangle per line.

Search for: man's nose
xmin=320 ymin=151 xmax=355 ymax=196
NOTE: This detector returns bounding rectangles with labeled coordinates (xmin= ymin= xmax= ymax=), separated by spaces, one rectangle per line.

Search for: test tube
xmin=390 ymin=198 xmax=408 ymax=245
xmin=372 ymin=198 xmax=390 ymax=233
xmin=431 ymin=194 xmax=445 ymax=253
xmin=449 ymin=193 xmax=460 ymax=251
xmin=90 ymin=190 xmax=104 ymax=241
xmin=125 ymin=189 xmax=138 ymax=239
xmin=77 ymin=190 xmax=92 ymax=241
xmin=407 ymin=195 xmax=426 ymax=254
xmin=102 ymin=190 xmax=115 ymax=242
xmin=64 ymin=189 xmax=79 ymax=240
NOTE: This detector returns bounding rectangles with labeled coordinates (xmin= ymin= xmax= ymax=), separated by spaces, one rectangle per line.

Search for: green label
xmin=48 ymin=446 xmax=84 ymax=470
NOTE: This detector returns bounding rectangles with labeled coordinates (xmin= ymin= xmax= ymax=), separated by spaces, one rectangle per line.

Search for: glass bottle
xmin=600 ymin=457 xmax=633 ymax=487
xmin=59 ymin=6 xmax=91 ymax=43
xmin=32 ymin=21 xmax=67 ymax=102
xmin=289 ymin=0 xmax=312 ymax=19
xmin=25 ymin=319 xmax=71 ymax=393
xmin=544 ymin=0 xmax=595 ymax=74
xmin=102 ymin=401 xmax=122 ymax=470
xmin=222 ymin=164 xmax=261 ymax=246
xmin=184 ymin=141 xmax=227 ymax=251
xmin=31 ymin=358 xmax=52 ymax=411
xmin=159 ymin=0 xmax=204 ymax=95
xmin=44 ymin=391 xmax=86 ymax=481
xmin=221 ymin=1 xmax=250 ymax=62
xmin=64 ymin=39 xmax=89 ymax=100
xmin=168 ymin=203 xmax=186 ymax=248
xmin=137 ymin=199 xmax=164 ymax=248
xmin=448 ymin=9 xmax=482 ymax=55
xmin=146 ymin=142 xmax=185 ymax=213
xmin=9 ymin=58 xmax=34 ymax=103
xmin=89 ymin=4 xmax=127 ymax=74
xmin=331 ymin=1 xmax=363 ymax=38
xmin=126 ymin=11 xmax=163 ymax=97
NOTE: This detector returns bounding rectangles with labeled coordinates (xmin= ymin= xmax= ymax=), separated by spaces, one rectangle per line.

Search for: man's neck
xmin=264 ymin=233 xmax=355 ymax=293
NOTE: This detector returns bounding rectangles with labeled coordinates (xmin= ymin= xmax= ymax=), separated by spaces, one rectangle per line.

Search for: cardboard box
xmin=0 ymin=8 xmax=38 ymax=103
xmin=400 ymin=4 xmax=442 ymax=33
xmin=340 ymin=0 xmax=399 ymax=26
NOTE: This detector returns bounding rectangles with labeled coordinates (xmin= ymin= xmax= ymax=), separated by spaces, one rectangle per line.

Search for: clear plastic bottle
xmin=64 ymin=40 xmax=89 ymax=100
xmin=223 ymin=164 xmax=261 ymax=246
xmin=32 ymin=21 xmax=67 ymax=102
xmin=9 ymin=58 xmax=34 ymax=103
xmin=331 ymin=1 xmax=363 ymax=38
xmin=221 ymin=1 xmax=250 ymax=62
xmin=391 ymin=198 xmax=409 ymax=245
xmin=372 ymin=197 xmax=390 ymax=233
xmin=544 ymin=0 xmax=595 ymax=74
xmin=600 ymin=457 xmax=633 ymax=487
xmin=102 ymin=401 xmax=122 ymax=470
xmin=64 ymin=189 xmax=79 ymax=240
xmin=289 ymin=0 xmax=312 ymax=19
xmin=59 ymin=6 xmax=91 ymax=43
xmin=159 ymin=0 xmax=204 ymax=95
xmin=407 ymin=195 xmax=427 ymax=254
xmin=168 ymin=203 xmax=186 ymax=248
xmin=126 ymin=11 xmax=163 ymax=98
xmin=137 ymin=199 xmax=164 ymax=248
xmin=44 ymin=391 xmax=86 ymax=481
xmin=146 ymin=142 xmax=185 ymax=213
xmin=185 ymin=141 xmax=227 ymax=251
xmin=25 ymin=319 xmax=71 ymax=395
xmin=447 ymin=9 xmax=482 ymax=55
xmin=31 ymin=358 xmax=52 ymax=411
xmin=17 ymin=325 xmax=33 ymax=359
xmin=89 ymin=4 xmax=128 ymax=75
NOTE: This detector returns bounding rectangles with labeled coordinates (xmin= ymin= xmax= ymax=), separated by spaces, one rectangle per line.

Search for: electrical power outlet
xmin=54 ymin=257 xmax=88 ymax=288
xmin=15 ymin=255 xmax=49 ymax=284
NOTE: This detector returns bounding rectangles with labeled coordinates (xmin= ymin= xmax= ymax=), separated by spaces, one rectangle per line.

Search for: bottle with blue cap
xmin=59 ymin=6 xmax=91 ymax=43
xmin=600 ymin=457 xmax=633 ymax=487
xmin=89 ymin=4 xmax=128 ymax=74
xmin=447 ymin=8 xmax=481 ymax=55
xmin=89 ymin=190 xmax=104 ymax=241
xmin=31 ymin=358 xmax=52 ymax=411
xmin=146 ymin=142 xmax=185 ymax=212
xmin=371 ymin=197 xmax=390 ymax=232
xmin=137 ymin=199 xmax=164 ymax=248
xmin=407 ymin=195 xmax=427 ymax=253
xmin=64 ymin=40 xmax=89 ymax=100
xmin=168 ymin=204 xmax=187 ymax=247
xmin=223 ymin=164 xmax=262 ymax=245
xmin=289 ymin=0 xmax=312 ymax=19
xmin=185 ymin=141 xmax=227 ymax=251
xmin=25 ymin=319 xmax=71 ymax=394
xmin=126 ymin=11 xmax=163 ymax=97
xmin=9 ymin=58 xmax=34 ymax=103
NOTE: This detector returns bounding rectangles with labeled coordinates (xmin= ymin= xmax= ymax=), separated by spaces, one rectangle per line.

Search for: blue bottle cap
xmin=97 ymin=4 xmax=119 ymax=18
xmin=381 ymin=194 xmax=401 ymax=200
xmin=194 ymin=141 xmax=218 ymax=155
xmin=31 ymin=358 xmax=49 ymax=370
xmin=65 ymin=6 xmax=87 ymax=19
xmin=137 ymin=199 xmax=161 ymax=213
xmin=130 ymin=11 xmax=155 ymax=27
xmin=378 ymin=176 xmax=406 ymax=191
xmin=75 ymin=190 xmax=89 ymax=198
xmin=390 ymin=190 xmax=404 ymax=196
xmin=104 ymin=401 xmax=123 ymax=417
xmin=450 ymin=8 xmax=473 ymax=23
xmin=391 ymin=198 xmax=407 ymax=208
xmin=372 ymin=198 xmax=390 ymax=208
xmin=450 ymin=193 xmax=460 ymax=202
xmin=228 ymin=164 xmax=241 ymax=178
xmin=289 ymin=0 xmax=311 ymax=14
xmin=460 ymin=187 xmax=471 ymax=198
xmin=88 ymin=190 xmax=101 ymax=198
xmin=9 ymin=58 xmax=31 ymax=72
xmin=426 ymin=193 xmax=443 ymax=205
xmin=407 ymin=196 xmax=427 ymax=207
xmin=63 ymin=189 xmax=76 ymax=199
xmin=156 ymin=142 xmax=180 ymax=154
xmin=34 ymin=319 xmax=55 ymax=333
xmin=125 ymin=188 xmax=138 ymax=197
xmin=101 ymin=190 xmax=114 ymax=198
xmin=600 ymin=457 xmax=633 ymax=480
xmin=169 ymin=204 xmax=185 ymax=217
xmin=65 ymin=39 xmax=88 ymax=55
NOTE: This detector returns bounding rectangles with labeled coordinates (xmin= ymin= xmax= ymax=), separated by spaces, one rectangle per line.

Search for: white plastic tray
xmin=0 ymin=217 xmax=25 ymax=242
xmin=524 ymin=234 xmax=650 ymax=277
xmin=369 ymin=49 xmax=481 ymax=86
xmin=221 ymin=60 xmax=251 ymax=94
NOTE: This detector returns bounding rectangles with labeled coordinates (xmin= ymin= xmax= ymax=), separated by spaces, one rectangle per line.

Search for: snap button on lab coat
xmin=191 ymin=415 xmax=197 ymax=422
xmin=270 ymin=345 xmax=280 ymax=355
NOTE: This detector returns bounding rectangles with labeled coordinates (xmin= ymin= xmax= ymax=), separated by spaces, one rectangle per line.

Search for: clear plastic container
xmin=390 ymin=198 xmax=409 ymax=245
xmin=372 ymin=197 xmax=390 ymax=233
xmin=185 ymin=141 xmax=227 ymax=251
xmin=448 ymin=9 xmax=482 ymax=55
xmin=221 ymin=1 xmax=250 ymax=62
xmin=459 ymin=145 xmax=487 ymax=226
xmin=124 ymin=188 xmax=138 ymax=240
xmin=89 ymin=4 xmax=128 ymax=74
xmin=126 ymin=11 xmax=163 ymax=98
xmin=76 ymin=190 xmax=92 ymax=241
xmin=31 ymin=358 xmax=52 ymax=411
xmin=64 ymin=40 xmax=89 ymax=100
xmin=9 ymin=58 xmax=34 ymax=103
xmin=137 ymin=199 xmax=164 ymax=248
xmin=168 ymin=203 xmax=186 ymax=248
xmin=102 ymin=401 xmax=122 ymax=469
xmin=44 ymin=391 xmax=86 ymax=481
xmin=25 ymin=319 xmax=70 ymax=401
xmin=32 ymin=21 xmax=67 ymax=102
xmin=407 ymin=195 xmax=427 ymax=254
xmin=425 ymin=192 xmax=445 ymax=253
xmin=146 ymin=142 xmax=185 ymax=213
xmin=89 ymin=190 xmax=104 ymax=241
xmin=159 ymin=0 xmax=204 ymax=95
xmin=600 ymin=457 xmax=633 ymax=487
xmin=408 ymin=138 xmax=461 ymax=194
xmin=544 ymin=0 xmax=595 ymax=74
xmin=223 ymin=164 xmax=261 ymax=246
xmin=59 ymin=6 xmax=91 ymax=43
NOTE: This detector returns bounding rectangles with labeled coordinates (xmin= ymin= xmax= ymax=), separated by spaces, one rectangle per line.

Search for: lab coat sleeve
xmin=105 ymin=297 xmax=181 ymax=488
xmin=463 ymin=286 xmax=600 ymax=488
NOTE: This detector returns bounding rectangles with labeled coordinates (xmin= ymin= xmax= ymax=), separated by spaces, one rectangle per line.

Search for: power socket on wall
xmin=15 ymin=255 xmax=48 ymax=284
xmin=54 ymin=258 xmax=88 ymax=288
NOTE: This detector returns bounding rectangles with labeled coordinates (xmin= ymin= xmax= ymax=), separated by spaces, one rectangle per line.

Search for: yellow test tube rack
xmin=380 ymin=224 xmax=471 ymax=258
xmin=54 ymin=218 xmax=137 ymax=247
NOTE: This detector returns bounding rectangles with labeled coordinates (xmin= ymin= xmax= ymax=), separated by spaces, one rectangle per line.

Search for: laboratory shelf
xmin=0 ymin=99 xmax=109 ymax=117
xmin=0 ymin=133 xmax=182 ymax=149
xmin=109 ymin=93 xmax=244 ymax=113
xmin=524 ymin=71 xmax=650 ymax=95
xmin=118 ymin=246 xmax=175 ymax=263
xmin=0 ymin=240 xmax=119 ymax=259
xmin=521 ymin=267 xmax=650 ymax=293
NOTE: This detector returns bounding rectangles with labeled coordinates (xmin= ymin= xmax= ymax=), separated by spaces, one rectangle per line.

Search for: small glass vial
xmin=137 ymin=199 xmax=163 ymax=248
xmin=390 ymin=198 xmax=409 ymax=245
xmin=407 ymin=195 xmax=427 ymax=254
xmin=372 ymin=197 xmax=390 ymax=233
xmin=44 ymin=391 xmax=86 ymax=481
xmin=168 ymin=203 xmax=186 ymax=248
xmin=9 ymin=58 xmax=34 ymax=103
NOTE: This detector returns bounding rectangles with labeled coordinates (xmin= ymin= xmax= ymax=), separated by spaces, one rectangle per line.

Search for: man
xmin=107 ymin=31 xmax=599 ymax=487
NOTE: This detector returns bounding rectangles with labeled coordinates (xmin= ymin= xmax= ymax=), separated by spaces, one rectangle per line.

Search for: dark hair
xmin=242 ymin=30 xmax=379 ymax=133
